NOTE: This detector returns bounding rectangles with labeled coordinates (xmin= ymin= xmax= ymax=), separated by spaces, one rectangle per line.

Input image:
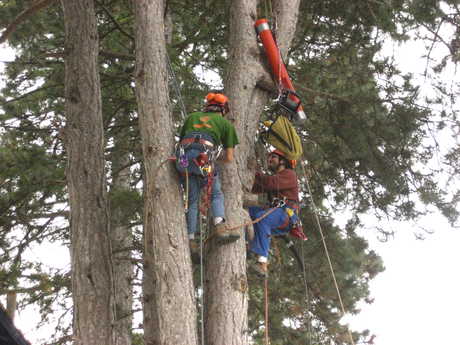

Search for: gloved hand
xmin=290 ymin=226 xmax=307 ymax=241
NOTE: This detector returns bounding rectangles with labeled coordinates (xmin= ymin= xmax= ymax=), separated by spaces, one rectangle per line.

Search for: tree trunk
xmin=205 ymin=1 xmax=301 ymax=344
xmin=271 ymin=0 xmax=301 ymax=59
xmin=61 ymin=1 xmax=115 ymax=344
xmin=6 ymin=291 xmax=16 ymax=321
xmin=111 ymin=129 xmax=134 ymax=345
xmin=204 ymin=1 xmax=261 ymax=344
xmin=133 ymin=1 xmax=198 ymax=345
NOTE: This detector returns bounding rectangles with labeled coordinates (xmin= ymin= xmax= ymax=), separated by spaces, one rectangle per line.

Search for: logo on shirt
xmin=193 ymin=116 xmax=213 ymax=129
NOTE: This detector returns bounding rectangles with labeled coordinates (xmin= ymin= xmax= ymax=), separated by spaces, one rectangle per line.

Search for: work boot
xmin=214 ymin=222 xmax=240 ymax=244
xmin=189 ymin=240 xmax=201 ymax=265
xmin=250 ymin=261 xmax=268 ymax=278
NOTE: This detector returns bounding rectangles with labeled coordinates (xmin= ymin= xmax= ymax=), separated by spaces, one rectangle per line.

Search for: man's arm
xmin=222 ymin=147 xmax=234 ymax=163
xmin=254 ymin=169 xmax=297 ymax=191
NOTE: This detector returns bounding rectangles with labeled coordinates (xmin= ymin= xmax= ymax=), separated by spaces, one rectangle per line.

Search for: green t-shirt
xmin=180 ymin=111 xmax=239 ymax=148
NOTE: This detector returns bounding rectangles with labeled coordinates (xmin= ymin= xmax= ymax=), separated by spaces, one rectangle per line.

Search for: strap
xmin=180 ymin=137 xmax=214 ymax=148
xmin=277 ymin=212 xmax=290 ymax=230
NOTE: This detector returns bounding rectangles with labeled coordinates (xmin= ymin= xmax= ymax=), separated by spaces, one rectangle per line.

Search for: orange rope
xmin=204 ymin=207 xmax=279 ymax=243
xmin=264 ymin=277 xmax=270 ymax=345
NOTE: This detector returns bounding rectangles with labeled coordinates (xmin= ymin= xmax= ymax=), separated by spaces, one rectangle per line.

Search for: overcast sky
xmin=346 ymin=28 xmax=460 ymax=345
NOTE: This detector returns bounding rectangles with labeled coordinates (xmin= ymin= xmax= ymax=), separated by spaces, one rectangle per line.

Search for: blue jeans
xmin=182 ymin=173 xmax=225 ymax=235
xmin=248 ymin=206 xmax=289 ymax=258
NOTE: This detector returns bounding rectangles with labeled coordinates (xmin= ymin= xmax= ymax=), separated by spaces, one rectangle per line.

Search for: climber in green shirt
xmin=176 ymin=93 xmax=240 ymax=260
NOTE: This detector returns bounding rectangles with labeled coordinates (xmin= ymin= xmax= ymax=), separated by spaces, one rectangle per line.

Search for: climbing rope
xmin=166 ymin=53 xmax=188 ymax=120
xmin=198 ymin=214 xmax=205 ymax=345
xmin=200 ymin=174 xmax=214 ymax=216
xmin=300 ymin=240 xmax=313 ymax=345
xmin=264 ymin=277 xmax=270 ymax=345
xmin=184 ymin=169 xmax=189 ymax=211
xmin=263 ymin=0 xmax=273 ymax=21
xmin=204 ymin=206 xmax=279 ymax=243
xmin=300 ymin=160 xmax=356 ymax=345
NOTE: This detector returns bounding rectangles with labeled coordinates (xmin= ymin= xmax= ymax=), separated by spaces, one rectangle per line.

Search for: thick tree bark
xmin=133 ymin=1 xmax=198 ymax=345
xmin=61 ymin=1 xmax=115 ymax=344
xmin=111 ymin=131 xmax=134 ymax=345
xmin=205 ymin=1 xmax=302 ymax=345
xmin=271 ymin=0 xmax=301 ymax=58
xmin=204 ymin=1 xmax=261 ymax=345
xmin=6 ymin=292 xmax=16 ymax=321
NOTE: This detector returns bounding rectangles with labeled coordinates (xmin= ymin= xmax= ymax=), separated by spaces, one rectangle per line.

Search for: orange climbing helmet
xmin=269 ymin=149 xmax=297 ymax=169
xmin=206 ymin=92 xmax=228 ymax=105
xmin=205 ymin=93 xmax=230 ymax=114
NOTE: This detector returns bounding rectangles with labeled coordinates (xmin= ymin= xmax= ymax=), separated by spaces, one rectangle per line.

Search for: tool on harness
xmin=175 ymin=133 xmax=221 ymax=217
xmin=176 ymin=133 xmax=217 ymax=178
xmin=178 ymin=146 xmax=189 ymax=168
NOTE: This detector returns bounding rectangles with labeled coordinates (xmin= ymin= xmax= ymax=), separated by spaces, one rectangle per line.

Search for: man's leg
xmin=185 ymin=175 xmax=201 ymax=263
xmin=248 ymin=207 xmax=288 ymax=276
xmin=185 ymin=175 xmax=201 ymax=237
xmin=210 ymin=172 xmax=225 ymax=223
xmin=211 ymin=173 xmax=240 ymax=244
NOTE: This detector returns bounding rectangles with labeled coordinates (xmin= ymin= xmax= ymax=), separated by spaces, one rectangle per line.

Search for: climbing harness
xmin=254 ymin=18 xmax=307 ymax=124
xmin=268 ymin=196 xmax=307 ymax=241
xmin=175 ymin=133 xmax=218 ymax=187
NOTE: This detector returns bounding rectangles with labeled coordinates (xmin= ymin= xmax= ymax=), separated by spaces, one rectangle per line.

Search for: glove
xmin=196 ymin=152 xmax=209 ymax=166
xmin=290 ymin=226 xmax=307 ymax=241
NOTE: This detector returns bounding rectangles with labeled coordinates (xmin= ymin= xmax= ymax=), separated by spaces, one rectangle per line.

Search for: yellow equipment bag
xmin=262 ymin=116 xmax=303 ymax=160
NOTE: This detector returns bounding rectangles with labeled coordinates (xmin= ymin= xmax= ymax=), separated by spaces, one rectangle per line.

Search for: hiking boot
xmin=189 ymin=240 xmax=201 ymax=265
xmin=250 ymin=261 xmax=268 ymax=278
xmin=214 ymin=222 xmax=240 ymax=245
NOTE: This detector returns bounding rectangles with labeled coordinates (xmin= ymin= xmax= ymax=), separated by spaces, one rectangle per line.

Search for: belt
xmin=180 ymin=137 xmax=214 ymax=147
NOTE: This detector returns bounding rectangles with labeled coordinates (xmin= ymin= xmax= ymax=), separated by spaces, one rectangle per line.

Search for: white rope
xmin=166 ymin=53 xmax=187 ymax=120
xmin=300 ymin=160 xmax=356 ymax=345
xmin=199 ymin=214 xmax=205 ymax=345
xmin=300 ymin=241 xmax=313 ymax=345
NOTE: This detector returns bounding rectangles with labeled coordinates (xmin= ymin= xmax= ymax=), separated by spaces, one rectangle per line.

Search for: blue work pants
xmin=248 ymin=206 xmax=289 ymax=258
xmin=182 ymin=173 xmax=225 ymax=235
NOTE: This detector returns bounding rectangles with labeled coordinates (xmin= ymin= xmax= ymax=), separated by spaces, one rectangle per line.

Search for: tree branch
xmin=0 ymin=0 xmax=58 ymax=44
xmin=95 ymin=0 xmax=135 ymax=42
